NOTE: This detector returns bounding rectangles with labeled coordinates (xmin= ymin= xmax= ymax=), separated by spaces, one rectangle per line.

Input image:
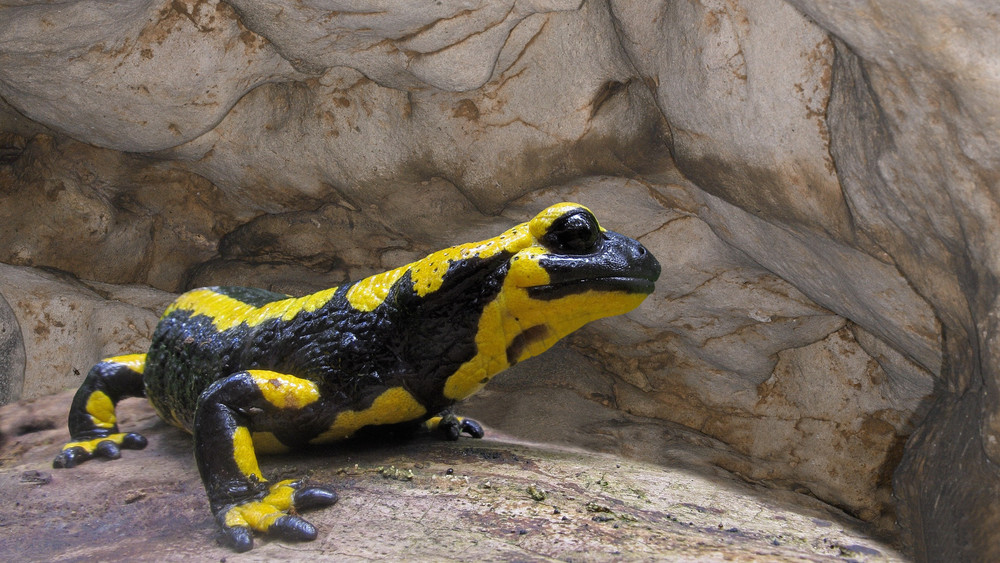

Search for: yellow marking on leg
xmin=222 ymin=479 xmax=298 ymax=530
xmin=311 ymin=387 xmax=428 ymax=444
xmin=424 ymin=416 xmax=444 ymax=431
xmin=262 ymin=479 xmax=297 ymax=510
xmin=85 ymin=391 xmax=116 ymax=429
xmin=423 ymin=415 xmax=470 ymax=431
xmin=104 ymin=353 xmax=147 ymax=374
xmin=224 ymin=502 xmax=284 ymax=531
xmin=62 ymin=432 xmax=132 ymax=453
xmin=223 ymin=507 xmax=250 ymax=529
xmin=246 ymin=370 xmax=321 ymax=410
xmin=232 ymin=426 xmax=263 ymax=481
xmin=163 ymin=287 xmax=339 ymax=332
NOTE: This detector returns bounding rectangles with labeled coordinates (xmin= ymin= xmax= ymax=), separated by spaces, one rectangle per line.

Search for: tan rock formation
xmin=2 ymin=0 xmax=998 ymax=559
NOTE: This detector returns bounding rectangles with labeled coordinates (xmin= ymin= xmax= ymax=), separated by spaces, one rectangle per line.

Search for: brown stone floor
xmin=0 ymin=391 xmax=906 ymax=561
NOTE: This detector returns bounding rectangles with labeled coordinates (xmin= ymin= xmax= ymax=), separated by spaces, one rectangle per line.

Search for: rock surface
xmin=0 ymin=264 xmax=173 ymax=400
xmin=0 ymin=389 xmax=903 ymax=562
xmin=1 ymin=0 xmax=998 ymax=560
xmin=0 ymin=291 xmax=24 ymax=404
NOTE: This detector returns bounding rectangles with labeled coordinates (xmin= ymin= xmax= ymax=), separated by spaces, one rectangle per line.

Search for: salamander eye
xmin=542 ymin=210 xmax=601 ymax=255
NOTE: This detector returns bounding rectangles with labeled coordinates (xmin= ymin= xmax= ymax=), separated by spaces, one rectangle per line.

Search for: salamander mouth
xmin=525 ymin=276 xmax=656 ymax=301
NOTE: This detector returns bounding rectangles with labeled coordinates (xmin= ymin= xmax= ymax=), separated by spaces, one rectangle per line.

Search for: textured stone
xmin=0 ymin=291 xmax=25 ymax=404
xmin=608 ymin=0 xmax=849 ymax=238
xmin=0 ymin=389 xmax=904 ymax=562
xmin=224 ymin=0 xmax=584 ymax=91
xmin=785 ymin=2 xmax=1000 ymax=560
xmin=0 ymin=0 xmax=298 ymax=152
xmin=155 ymin=0 xmax=665 ymax=215
xmin=2 ymin=0 xmax=999 ymax=559
xmin=0 ymin=132 xmax=246 ymax=292
xmin=0 ymin=264 xmax=172 ymax=399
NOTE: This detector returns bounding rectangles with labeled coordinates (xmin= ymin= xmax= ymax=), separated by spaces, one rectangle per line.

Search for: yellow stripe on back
xmin=163 ymin=287 xmax=339 ymax=332
xmin=345 ymin=223 xmax=535 ymax=312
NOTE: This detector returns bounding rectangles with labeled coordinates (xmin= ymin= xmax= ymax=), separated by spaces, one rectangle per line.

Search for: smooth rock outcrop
xmin=2 ymin=0 xmax=998 ymax=560
xmin=0 ymin=265 xmax=172 ymax=399
xmin=0 ymin=291 xmax=24 ymax=403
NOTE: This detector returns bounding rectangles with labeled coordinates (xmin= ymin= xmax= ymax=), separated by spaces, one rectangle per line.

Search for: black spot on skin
xmin=505 ymin=325 xmax=550 ymax=365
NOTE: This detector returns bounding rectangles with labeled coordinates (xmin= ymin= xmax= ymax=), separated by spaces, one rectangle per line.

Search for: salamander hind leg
xmin=425 ymin=412 xmax=485 ymax=441
xmin=53 ymin=354 xmax=149 ymax=469
xmin=195 ymin=370 xmax=338 ymax=552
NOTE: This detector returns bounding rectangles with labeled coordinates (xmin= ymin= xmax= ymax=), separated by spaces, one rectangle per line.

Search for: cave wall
xmin=1 ymin=1 xmax=998 ymax=560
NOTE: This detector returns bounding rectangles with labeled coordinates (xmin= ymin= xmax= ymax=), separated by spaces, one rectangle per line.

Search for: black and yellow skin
xmin=53 ymin=202 xmax=660 ymax=552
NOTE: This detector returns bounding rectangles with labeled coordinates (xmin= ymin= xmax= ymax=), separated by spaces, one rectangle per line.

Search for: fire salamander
xmin=53 ymin=202 xmax=660 ymax=551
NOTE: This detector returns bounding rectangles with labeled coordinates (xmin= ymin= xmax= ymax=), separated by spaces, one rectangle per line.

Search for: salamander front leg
xmin=53 ymin=354 xmax=149 ymax=468
xmin=195 ymin=370 xmax=338 ymax=552
xmin=425 ymin=412 xmax=485 ymax=441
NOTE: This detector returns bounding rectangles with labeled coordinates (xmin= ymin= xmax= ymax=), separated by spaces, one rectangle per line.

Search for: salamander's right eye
xmin=541 ymin=209 xmax=601 ymax=255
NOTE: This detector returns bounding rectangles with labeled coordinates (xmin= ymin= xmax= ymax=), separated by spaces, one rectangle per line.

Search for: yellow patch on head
xmin=442 ymin=286 xmax=648 ymax=400
xmin=310 ymin=387 xmax=427 ymax=443
xmin=443 ymin=206 xmax=650 ymax=401
xmin=438 ymin=203 xmax=618 ymax=400
xmin=528 ymin=202 xmax=600 ymax=238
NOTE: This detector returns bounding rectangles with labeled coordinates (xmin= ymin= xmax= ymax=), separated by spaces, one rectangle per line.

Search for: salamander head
xmin=439 ymin=202 xmax=660 ymax=400
xmin=508 ymin=202 xmax=659 ymax=301
xmin=500 ymin=202 xmax=660 ymax=355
